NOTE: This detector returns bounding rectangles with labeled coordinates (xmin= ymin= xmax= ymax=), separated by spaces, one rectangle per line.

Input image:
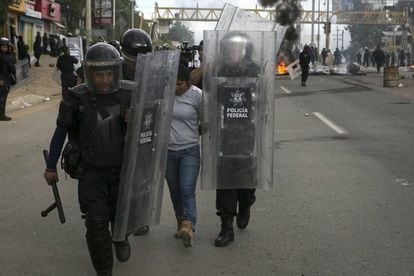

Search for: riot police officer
xmin=120 ymin=28 xmax=152 ymax=81
xmin=56 ymin=46 xmax=78 ymax=96
xmin=0 ymin=37 xmax=16 ymax=121
xmin=119 ymin=28 xmax=153 ymax=236
xmin=44 ymin=43 xmax=133 ymax=276
xmin=299 ymin=45 xmax=311 ymax=87
xmin=214 ymin=32 xmax=259 ymax=247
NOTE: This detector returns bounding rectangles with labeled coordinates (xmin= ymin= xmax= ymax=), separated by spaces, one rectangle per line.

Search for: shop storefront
xmin=20 ymin=2 xmax=43 ymax=52
xmin=35 ymin=0 xmax=63 ymax=35
xmin=7 ymin=0 xmax=26 ymax=43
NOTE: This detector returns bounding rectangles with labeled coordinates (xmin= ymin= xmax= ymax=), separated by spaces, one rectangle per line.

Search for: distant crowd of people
xmin=293 ymin=45 xmax=345 ymax=67
xmin=12 ymin=31 xmax=71 ymax=68
xmin=356 ymin=47 xmax=412 ymax=70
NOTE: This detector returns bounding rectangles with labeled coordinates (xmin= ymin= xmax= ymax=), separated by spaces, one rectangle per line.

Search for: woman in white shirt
xmin=165 ymin=64 xmax=202 ymax=248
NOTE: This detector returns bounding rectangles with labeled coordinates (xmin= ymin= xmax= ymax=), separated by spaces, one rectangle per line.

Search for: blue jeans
xmin=165 ymin=145 xmax=200 ymax=230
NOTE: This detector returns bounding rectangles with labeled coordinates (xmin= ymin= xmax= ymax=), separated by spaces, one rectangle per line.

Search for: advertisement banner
xmin=94 ymin=0 xmax=113 ymax=25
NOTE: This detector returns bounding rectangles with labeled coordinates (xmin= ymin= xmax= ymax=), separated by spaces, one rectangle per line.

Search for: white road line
xmin=313 ymin=112 xmax=348 ymax=135
xmin=280 ymin=86 xmax=291 ymax=94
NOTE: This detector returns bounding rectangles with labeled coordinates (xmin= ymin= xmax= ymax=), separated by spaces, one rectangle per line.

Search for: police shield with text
xmin=119 ymin=28 xmax=154 ymax=236
xmin=215 ymin=3 xmax=286 ymax=55
xmin=44 ymin=43 xmax=134 ymax=276
xmin=202 ymin=30 xmax=277 ymax=246
xmin=113 ymin=49 xmax=180 ymax=242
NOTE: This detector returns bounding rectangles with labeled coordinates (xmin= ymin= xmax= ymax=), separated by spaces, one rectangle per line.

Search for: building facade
xmin=5 ymin=0 xmax=63 ymax=52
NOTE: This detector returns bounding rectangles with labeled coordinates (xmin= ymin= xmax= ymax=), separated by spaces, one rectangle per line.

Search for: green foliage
xmin=56 ymin=0 xmax=85 ymax=34
xmin=58 ymin=0 xmax=133 ymax=39
xmin=0 ymin=0 xmax=13 ymax=36
xmin=346 ymin=1 xmax=389 ymax=58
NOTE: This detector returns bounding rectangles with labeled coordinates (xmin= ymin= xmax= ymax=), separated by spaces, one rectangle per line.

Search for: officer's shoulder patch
xmin=119 ymin=80 xmax=136 ymax=91
xmin=69 ymin=84 xmax=88 ymax=97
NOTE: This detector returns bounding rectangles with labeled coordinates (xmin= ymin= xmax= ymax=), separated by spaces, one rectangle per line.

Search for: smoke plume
xmin=258 ymin=0 xmax=302 ymax=62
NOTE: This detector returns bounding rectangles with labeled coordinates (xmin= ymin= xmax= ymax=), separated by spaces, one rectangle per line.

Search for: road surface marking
xmin=280 ymin=86 xmax=291 ymax=94
xmin=313 ymin=112 xmax=348 ymax=134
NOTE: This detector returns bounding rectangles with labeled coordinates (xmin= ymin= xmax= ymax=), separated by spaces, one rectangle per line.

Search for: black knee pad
xmin=85 ymin=215 xmax=109 ymax=234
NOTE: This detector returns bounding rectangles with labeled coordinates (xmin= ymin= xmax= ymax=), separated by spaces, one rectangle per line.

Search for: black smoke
xmin=258 ymin=0 xmax=302 ymax=62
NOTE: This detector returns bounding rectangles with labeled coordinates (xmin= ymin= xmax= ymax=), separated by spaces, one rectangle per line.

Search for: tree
xmin=346 ymin=1 xmax=390 ymax=58
xmin=0 ymin=0 xmax=13 ymax=37
xmin=56 ymin=0 xmax=86 ymax=35
xmin=164 ymin=21 xmax=194 ymax=45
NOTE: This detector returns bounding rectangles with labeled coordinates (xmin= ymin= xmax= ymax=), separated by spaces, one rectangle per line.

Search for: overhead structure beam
xmin=154 ymin=5 xmax=408 ymax=25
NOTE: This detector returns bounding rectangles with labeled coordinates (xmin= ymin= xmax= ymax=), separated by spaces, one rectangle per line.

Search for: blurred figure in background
xmin=56 ymin=46 xmax=78 ymax=97
xmin=299 ymin=45 xmax=311 ymax=87
xmin=372 ymin=45 xmax=385 ymax=73
xmin=33 ymin=35 xmax=42 ymax=67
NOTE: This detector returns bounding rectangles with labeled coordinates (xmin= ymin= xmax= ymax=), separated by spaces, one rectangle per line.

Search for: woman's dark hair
xmin=177 ymin=64 xmax=191 ymax=82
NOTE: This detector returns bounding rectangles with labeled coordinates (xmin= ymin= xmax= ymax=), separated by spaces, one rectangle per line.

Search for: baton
xmin=41 ymin=149 xmax=66 ymax=224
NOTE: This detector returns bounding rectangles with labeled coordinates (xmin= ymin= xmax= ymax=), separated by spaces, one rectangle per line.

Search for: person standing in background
xmin=56 ymin=46 xmax=78 ymax=97
xmin=0 ymin=37 xmax=15 ymax=121
xmin=33 ymin=34 xmax=42 ymax=67
xmin=299 ymin=45 xmax=311 ymax=87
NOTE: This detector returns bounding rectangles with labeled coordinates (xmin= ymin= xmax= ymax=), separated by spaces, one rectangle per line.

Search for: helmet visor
xmin=83 ymin=59 xmax=123 ymax=94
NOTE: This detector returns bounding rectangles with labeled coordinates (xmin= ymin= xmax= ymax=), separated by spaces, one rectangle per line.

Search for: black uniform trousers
xmin=60 ymin=71 xmax=77 ymax=97
xmin=300 ymin=65 xmax=309 ymax=84
xmin=0 ymin=81 xmax=10 ymax=118
xmin=216 ymin=188 xmax=256 ymax=217
xmin=78 ymin=166 xmax=120 ymax=274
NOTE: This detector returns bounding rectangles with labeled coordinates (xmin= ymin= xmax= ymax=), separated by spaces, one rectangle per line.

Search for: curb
xmin=6 ymin=94 xmax=51 ymax=112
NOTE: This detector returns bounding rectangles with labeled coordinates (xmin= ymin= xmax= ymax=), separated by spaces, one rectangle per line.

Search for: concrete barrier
xmin=15 ymin=59 xmax=32 ymax=82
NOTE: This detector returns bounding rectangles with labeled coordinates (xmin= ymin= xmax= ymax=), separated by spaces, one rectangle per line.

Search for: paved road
xmin=0 ymin=74 xmax=413 ymax=275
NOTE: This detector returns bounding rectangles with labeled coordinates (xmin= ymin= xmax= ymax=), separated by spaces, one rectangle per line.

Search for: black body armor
xmin=57 ymin=81 xmax=134 ymax=169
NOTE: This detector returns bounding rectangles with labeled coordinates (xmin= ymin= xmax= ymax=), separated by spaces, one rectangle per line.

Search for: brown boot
xmin=174 ymin=217 xmax=185 ymax=238
xmin=177 ymin=220 xmax=193 ymax=247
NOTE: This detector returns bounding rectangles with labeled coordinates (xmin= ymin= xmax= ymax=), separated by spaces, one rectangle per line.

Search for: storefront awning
xmin=53 ymin=22 xmax=66 ymax=29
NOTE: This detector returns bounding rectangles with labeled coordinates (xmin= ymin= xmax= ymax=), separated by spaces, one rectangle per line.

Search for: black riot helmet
xmin=108 ymin=39 xmax=121 ymax=53
xmin=120 ymin=28 xmax=152 ymax=61
xmin=82 ymin=43 xmax=123 ymax=94
xmin=219 ymin=31 xmax=253 ymax=64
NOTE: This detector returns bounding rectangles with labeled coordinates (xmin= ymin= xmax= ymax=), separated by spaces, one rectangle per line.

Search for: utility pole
xmin=131 ymin=0 xmax=134 ymax=28
xmin=336 ymin=25 xmax=339 ymax=49
xmin=325 ymin=0 xmax=330 ymax=50
xmin=311 ymin=0 xmax=315 ymax=44
xmin=113 ymin=0 xmax=116 ymax=36
xmin=317 ymin=0 xmax=321 ymax=51
xmin=86 ymin=0 xmax=92 ymax=46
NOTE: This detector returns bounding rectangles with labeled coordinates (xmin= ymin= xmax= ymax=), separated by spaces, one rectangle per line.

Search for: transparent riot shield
xmin=113 ymin=50 xmax=180 ymax=241
xmin=66 ymin=37 xmax=83 ymax=70
xmin=215 ymin=3 xmax=286 ymax=56
xmin=201 ymin=30 xmax=277 ymax=190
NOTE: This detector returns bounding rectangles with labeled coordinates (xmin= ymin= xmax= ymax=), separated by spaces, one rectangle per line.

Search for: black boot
xmin=214 ymin=216 xmax=234 ymax=247
xmin=113 ymin=239 xmax=131 ymax=262
xmin=96 ymin=270 xmax=112 ymax=276
xmin=85 ymin=215 xmax=113 ymax=273
xmin=236 ymin=207 xmax=250 ymax=229
xmin=0 ymin=96 xmax=11 ymax=121
xmin=0 ymin=116 xmax=11 ymax=121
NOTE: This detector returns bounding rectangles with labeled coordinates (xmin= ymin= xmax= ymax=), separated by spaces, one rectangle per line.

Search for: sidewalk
xmin=6 ymin=55 xmax=61 ymax=113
